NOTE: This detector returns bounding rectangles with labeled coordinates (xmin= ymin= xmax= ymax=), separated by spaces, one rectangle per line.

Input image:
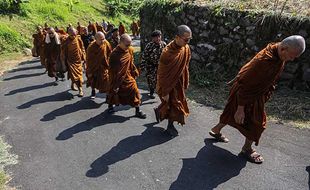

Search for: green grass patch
xmin=0 ymin=136 xmax=18 ymax=190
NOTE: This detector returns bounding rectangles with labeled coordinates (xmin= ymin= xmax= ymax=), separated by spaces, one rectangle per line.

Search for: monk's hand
xmin=162 ymin=94 xmax=169 ymax=102
xmin=113 ymin=87 xmax=119 ymax=93
xmin=234 ymin=106 xmax=245 ymax=124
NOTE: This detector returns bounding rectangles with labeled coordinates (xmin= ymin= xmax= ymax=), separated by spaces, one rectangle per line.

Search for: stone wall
xmin=140 ymin=2 xmax=310 ymax=90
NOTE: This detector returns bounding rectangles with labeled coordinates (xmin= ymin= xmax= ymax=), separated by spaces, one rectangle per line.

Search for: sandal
xmin=239 ymin=149 xmax=264 ymax=164
xmin=209 ymin=131 xmax=229 ymax=143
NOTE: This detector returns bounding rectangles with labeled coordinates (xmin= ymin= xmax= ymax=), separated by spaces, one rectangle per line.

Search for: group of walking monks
xmin=32 ymin=20 xmax=306 ymax=164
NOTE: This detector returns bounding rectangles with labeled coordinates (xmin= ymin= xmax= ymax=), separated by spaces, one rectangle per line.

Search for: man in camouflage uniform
xmin=140 ymin=30 xmax=166 ymax=99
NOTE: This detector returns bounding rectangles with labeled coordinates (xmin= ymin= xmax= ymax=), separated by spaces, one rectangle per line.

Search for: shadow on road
xmin=85 ymin=122 xmax=172 ymax=178
xmin=56 ymin=110 xmax=131 ymax=141
xmin=3 ymin=72 xmax=45 ymax=81
xmin=41 ymin=98 xmax=104 ymax=121
xmin=17 ymin=90 xmax=74 ymax=109
xmin=8 ymin=65 xmax=43 ymax=73
xmin=307 ymin=166 xmax=310 ymax=189
xmin=169 ymin=138 xmax=246 ymax=190
xmin=5 ymin=82 xmax=55 ymax=96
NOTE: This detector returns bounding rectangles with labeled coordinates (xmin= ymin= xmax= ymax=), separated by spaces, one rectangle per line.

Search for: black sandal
xmin=209 ymin=131 xmax=229 ymax=143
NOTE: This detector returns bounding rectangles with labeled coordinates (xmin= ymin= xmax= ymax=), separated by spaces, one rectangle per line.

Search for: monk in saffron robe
xmin=88 ymin=21 xmax=97 ymax=36
xmin=107 ymin=34 xmax=146 ymax=119
xmin=118 ymin=22 xmax=126 ymax=36
xmin=154 ymin=25 xmax=192 ymax=136
xmin=96 ymin=22 xmax=105 ymax=33
xmin=131 ymin=21 xmax=139 ymax=38
xmin=44 ymin=27 xmax=62 ymax=84
xmin=209 ymin=35 xmax=306 ymax=164
xmin=61 ymin=27 xmax=86 ymax=97
xmin=86 ymin=32 xmax=112 ymax=99
xmin=32 ymin=26 xmax=46 ymax=69
xmin=76 ymin=22 xmax=84 ymax=35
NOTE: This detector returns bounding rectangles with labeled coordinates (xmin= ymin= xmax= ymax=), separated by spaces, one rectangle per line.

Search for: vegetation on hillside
xmin=0 ymin=0 xmax=140 ymax=55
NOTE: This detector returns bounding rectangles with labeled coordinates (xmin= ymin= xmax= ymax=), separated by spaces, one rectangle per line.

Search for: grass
xmin=0 ymin=0 xmax=134 ymax=56
xmin=0 ymin=136 xmax=18 ymax=190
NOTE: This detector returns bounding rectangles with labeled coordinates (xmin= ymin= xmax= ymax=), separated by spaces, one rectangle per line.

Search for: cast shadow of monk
xmin=8 ymin=65 xmax=43 ymax=73
xmin=56 ymin=110 xmax=130 ymax=141
xmin=17 ymin=90 xmax=74 ymax=109
xmin=85 ymin=122 xmax=172 ymax=178
xmin=41 ymin=98 xmax=103 ymax=121
xmin=5 ymin=82 xmax=55 ymax=96
xmin=3 ymin=72 xmax=45 ymax=81
xmin=306 ymin=166 xmax=310 ymax=189
xmin=169 ymin=139 xmax=247 ymax=190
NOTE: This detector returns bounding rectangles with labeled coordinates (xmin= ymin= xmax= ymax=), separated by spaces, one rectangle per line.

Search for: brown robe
xmin=108 ymin=46 xmax=141 ymax=107
xmin=86 ymin=40 xmax=112 ymax=93
xmin=220 ymin=43 xmax=285 ymax=145
xmin=156 ymin=40 xmax=191 ymax=125
xmin=61 ymin=36 xmax=86 ymax=87
xmin=88 ymin=23 xmax=97 ymax=36
xmin=45 ymin=37 xmax=61 ymax=78
xmin=96 ymin=24 xmax=105 ymax=33
xmin=131 ymin=22 xmax=139 ymax=36
xmin=119 ymin=24 xmax=126 ymax=36
xmin=77 ymin=25 xmax=83 ymax=35
xmin=32 ymin=32 xmax=46 ymax=67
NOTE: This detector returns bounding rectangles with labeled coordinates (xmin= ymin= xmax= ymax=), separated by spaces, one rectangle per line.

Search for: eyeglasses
xmin=178 ymin=35 xmax=192 ymax=43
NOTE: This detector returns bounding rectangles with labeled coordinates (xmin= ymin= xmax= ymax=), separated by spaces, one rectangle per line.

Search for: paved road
xmin=0 ymin=59 xmax=309 ymax=190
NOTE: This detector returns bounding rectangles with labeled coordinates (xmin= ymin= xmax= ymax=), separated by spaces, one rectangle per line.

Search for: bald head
xmin=280 ymin=35 xmax=306 ymax=56
xmin=120 ymin=33 xmax=132 ymax=43
xmin=95 ymin=32 xmax=106 ymax=45
xmin=119 ymin=34 xmax=132 ymax=50
xmin=176 ymin=25 xmax=192 ymax=36
xmin=68 ymin=27 xmax=77 ymax=35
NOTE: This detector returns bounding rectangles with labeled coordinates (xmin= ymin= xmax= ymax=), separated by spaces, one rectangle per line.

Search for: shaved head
xmin=120 ymin=33 xmax=132 ymax=43
xmin=68 ymin=27 xmax=77 ymax=35
xmin=176 ymin=25 xmax=192 ymax=36
xmin=95 ymin=32 xmax=106 ymax=46
xmin=281 ymin=35 xmax=306 ymax=56
xmin=95 ymin=31 xmax=105 ymax=39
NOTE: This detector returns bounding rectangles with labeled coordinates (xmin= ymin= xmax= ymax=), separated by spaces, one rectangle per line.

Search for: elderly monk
xmin=118 ymin=22 xmax=126 ymax=36
xmin=209 ymin=35 xmax=306 ymax=164
xmin=44 ymin=27 xmax=62 ymax=84
xmin=107 ymin=34 xmax=146 ymax=119
xmin=88 ymin=21 xmax=97 ymax=36
xmin=32 ymin=26 xmax=47 ymax=69
xmin=108 ymin=28 xmax=120 ymax=49
xmin=61 ymin=27 xmax=86 ymax=97
xmin=86 ymin=32 xmax=112 ymax=99
xmin=140 ymin=30 xmax=166 ymax=99
xmin=154 ymin=25 xmax=192 ymax=137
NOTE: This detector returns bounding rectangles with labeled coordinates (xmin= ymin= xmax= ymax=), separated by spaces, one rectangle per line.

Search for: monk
xmin=88 ymin=21 xmax=97 ymax=36
xmin=107 ymin=28 xmax=120 ymax=49
xmin=44 ymin=27 xmax=62 ymax=84
xmin=61 ymin=27 xmax=86 ymax=97
xmin=154 ymin=25 xmax=192 ymax=137
xmin=131 ymin=21 xmax=139 ymax=38
xmin=118 ymin=22 xmax=126 ymax=36
xmin=96 ymin=22 xmax=105 ymax=33
xmin=107 ymin=34 xmax=146 ymax=119
xmin=209 ymin=35 xmax=306 ymax=164
xmin=77 ymin=22 xmax=84 ymax=35
xmin=86 ymin=32 xmax=112 ymax=99
xmin=32 ymin=26 xmax=46 ymax=69
xmin=44 ymin=23 xmax=49 ymax=32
